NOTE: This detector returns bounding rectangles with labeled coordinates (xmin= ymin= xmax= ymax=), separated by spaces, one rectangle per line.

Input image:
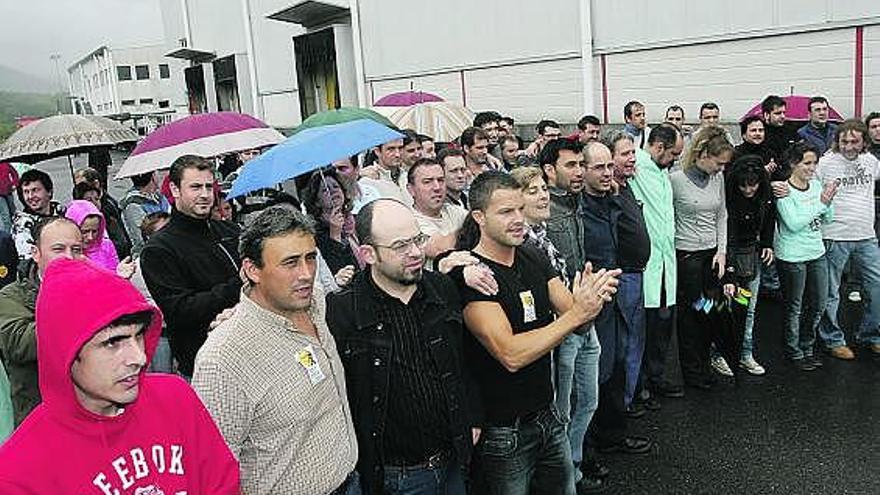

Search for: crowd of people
xmin=0 ymin=94 xmax=878 ymax=494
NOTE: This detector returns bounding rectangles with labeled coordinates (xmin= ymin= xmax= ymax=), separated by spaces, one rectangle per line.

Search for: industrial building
xmin=67 ymin=44 xmax=188 ymax=134
xmin=158 ymin=0 xmax=880 ymax=131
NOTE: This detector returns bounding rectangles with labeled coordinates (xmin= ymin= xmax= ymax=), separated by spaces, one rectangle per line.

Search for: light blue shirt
xmin=775 ymin=179 xmax=833 ymax=263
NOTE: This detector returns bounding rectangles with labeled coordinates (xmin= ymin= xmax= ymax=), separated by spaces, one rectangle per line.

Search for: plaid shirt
xmin=192 ymin=287 xmax=358 ymax=495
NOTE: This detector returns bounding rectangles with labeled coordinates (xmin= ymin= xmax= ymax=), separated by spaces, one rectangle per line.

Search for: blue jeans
xmin=761 ymin=260 xmax=780 ymax=291
xmin=617 ymin=273 xmax=646 ymax=406
xmin=741 ymin=263 xmax=763 ymax=360
xmin=819 ymin=239 xmax=880 ymax=347
xmin=473 ymin=405 xmax=576 ymax=495
xmin=332 ymin=471 xmax=363 ymax=495
xmin=778 ymin=257 xmax=828 ymax=360
xmin=383 ymin=457 xmax=464 ymax=495
xmin=554 ymin=328 xmax=600 ymax=467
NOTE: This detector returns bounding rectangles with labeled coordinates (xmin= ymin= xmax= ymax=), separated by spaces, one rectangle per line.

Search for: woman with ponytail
xmin=670 ymin=125 xmax=737 ymax=389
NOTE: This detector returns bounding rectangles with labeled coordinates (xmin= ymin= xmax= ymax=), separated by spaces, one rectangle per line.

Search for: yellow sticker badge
xmin=520 ymin=290 xmax=537 ymax=323
xmin=296 ymin=345 xmax=326 ymax=385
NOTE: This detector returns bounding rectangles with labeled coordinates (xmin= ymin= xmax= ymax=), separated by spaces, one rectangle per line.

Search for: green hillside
xmin=0 ymin=91 xmax=65 ymax=141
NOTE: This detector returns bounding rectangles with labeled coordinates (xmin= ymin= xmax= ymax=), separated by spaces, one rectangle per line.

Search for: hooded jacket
xmin=0 ymin=258 xmax=240 ymax=493
xmin=120 ymin=187 xmax=171 ymax=255
xmin=65 ymin=199 xmax=120 ymax=271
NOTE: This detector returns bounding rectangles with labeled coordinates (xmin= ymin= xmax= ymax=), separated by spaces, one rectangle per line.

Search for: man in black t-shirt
xmin=456 ymin=172 xmax=619 ymax=494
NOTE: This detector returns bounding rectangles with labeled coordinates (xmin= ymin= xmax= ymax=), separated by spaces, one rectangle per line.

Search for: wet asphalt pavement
xmin=602 ymin=297 xmax=879 ymax=494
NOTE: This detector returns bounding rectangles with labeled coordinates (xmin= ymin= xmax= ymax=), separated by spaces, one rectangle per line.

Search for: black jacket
xmin=615 ymin=186 xmax=651 ymax=273
xmin=726 ymin=194 xmax=776 ymax=252
xmin=763 ymin=123 xmax=800 ymax=180
xmin=0 ymin=231 xmax=17 ymax=289
xmin=101 ymin=194 xmax=132 ymax=260
xmin=140 ymin=209 xmax=242 ymax=375
xmin=326 ymin=270 xmax=475 ymax=495
xmin=580 ymin=193 xmax=623 ymax=271
xmin=733 ymin=141 xmax=774 ymax=167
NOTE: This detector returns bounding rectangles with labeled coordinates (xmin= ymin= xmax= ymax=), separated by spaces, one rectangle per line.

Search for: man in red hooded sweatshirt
xmin=0 ymin=258 xmax=240 ymax=494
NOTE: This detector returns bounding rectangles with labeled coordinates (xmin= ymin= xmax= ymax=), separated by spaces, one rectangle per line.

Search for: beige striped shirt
xmin=192 ymin=287 xmax=358 ymax=495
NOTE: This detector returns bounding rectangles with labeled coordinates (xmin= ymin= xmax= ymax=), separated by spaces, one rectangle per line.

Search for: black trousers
xmin=641 ymin=305 xmax=677 ymax=391
xmin=677 ymin=248 xmax=717 ymax=384
xmin=676 ymin=248 xmax=746 ymax=384
xmin=587 ymin=303 xmax=627 ymax=448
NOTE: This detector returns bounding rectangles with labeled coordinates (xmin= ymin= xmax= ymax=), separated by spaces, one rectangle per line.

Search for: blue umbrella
xmin=229 ymin=118 xmax=403 ymax=198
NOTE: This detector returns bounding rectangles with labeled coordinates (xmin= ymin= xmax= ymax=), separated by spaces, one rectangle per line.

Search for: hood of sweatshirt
xmin=35 ymin=258 xmax=162 ymax=431
xmin=65 ymin=200 xmax=107 ymax=245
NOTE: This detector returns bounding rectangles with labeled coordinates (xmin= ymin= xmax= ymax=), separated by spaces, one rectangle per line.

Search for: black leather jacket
xmin=326 ymin=270 xmax=476 ymax=495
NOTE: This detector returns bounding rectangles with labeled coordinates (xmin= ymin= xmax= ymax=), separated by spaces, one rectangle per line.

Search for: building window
xmin=117 ymin=66 xmax=132 ymax=81
xmin=135 ymin=65 xmax=150 ymax=80
xmin=158 ymin=100 xmax=170 ymax=108
xmin=139 ymin=98 xmax=154 ymax=105
xmin=121 ymin=99 xmax=135 ymax=106
xmin=159 ymin=64 xmax=170 ymax=79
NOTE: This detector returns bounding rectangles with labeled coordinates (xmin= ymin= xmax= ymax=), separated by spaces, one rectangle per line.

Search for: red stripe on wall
xmin=854 ymin=26 xmax=864 ymax=118
xmin=601 ymin=54 xmax=609 ymax=124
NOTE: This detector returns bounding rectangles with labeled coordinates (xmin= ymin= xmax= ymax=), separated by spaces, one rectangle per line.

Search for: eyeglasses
xmin=588 ymin=162 xmax=615 ymax=172
xmin=372 ymin=233 xmax=429 ymax=255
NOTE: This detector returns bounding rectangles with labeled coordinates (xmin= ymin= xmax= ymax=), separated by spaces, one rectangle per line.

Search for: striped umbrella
xmin=0 ymin=114 xmax=138 ymax=163
xmin=376 ymin=102 xmax=474 ymax=142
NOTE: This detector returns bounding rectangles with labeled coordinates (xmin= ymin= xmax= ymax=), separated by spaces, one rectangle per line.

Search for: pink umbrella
xmin=740 ymin=95 xmax=845 ymax=122
xmin=374 ymin=91 xmax=444 ymax=107
xmin=115 ymin=112 xmax=285 ymax=178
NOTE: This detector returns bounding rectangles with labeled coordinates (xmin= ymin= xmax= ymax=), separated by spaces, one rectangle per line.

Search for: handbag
xmin=729 ymin=245 xmax=759 ymax=283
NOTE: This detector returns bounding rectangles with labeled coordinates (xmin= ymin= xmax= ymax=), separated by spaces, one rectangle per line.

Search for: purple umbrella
xmin=115 ymin=112 xmax=285 ymax=178
xmin=374 ymin=91 xmax=444 ymax=107
xmin=740 ymin=95 xmax=845 ymax=122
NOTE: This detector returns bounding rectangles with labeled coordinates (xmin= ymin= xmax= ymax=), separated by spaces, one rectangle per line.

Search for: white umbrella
xmin=0 ymin=114 xmax=138 ymax=162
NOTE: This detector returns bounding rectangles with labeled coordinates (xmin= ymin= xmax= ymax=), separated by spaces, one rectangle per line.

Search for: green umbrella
xmin=293 ymin=107 xmax=395 ymax=135
xmin=9 ymin=162 xmax=34 ymax=176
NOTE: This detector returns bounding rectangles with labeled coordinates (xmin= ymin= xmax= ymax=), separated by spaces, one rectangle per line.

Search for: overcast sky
xmin=0 ymin=0 xmax=164 ymax=82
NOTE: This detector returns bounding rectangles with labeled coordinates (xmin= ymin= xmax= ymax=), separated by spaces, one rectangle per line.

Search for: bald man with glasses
xmin=326 ymin=199 xmax=480 ymax=495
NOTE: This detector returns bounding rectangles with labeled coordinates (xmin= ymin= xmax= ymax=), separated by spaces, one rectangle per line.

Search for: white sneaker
xmin=739 ymin=356 xmax=766 ymax=376
xmin=710 ymin=355 xmax=734 ymax=377
xmin=848 ymin=291 xmax=862 ymax=302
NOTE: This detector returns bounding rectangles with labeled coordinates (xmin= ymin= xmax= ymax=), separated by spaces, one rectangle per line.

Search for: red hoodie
xmin=0 ymin=258 xmax=240 ymax=494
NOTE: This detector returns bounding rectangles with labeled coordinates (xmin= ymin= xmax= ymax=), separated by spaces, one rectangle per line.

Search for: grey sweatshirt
xmin=670 ymin=167 xmax=728 ymax=253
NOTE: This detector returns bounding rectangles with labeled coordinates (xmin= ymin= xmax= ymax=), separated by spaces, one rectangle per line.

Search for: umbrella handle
xmin=67 ymin=155 xmax=75 ymax=183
